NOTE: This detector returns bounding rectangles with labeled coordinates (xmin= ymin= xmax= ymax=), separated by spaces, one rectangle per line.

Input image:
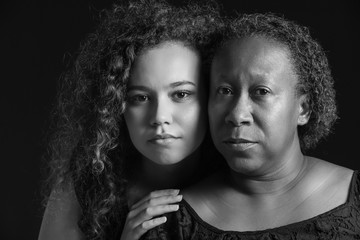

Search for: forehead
xmin=139 ymin=41 xmax=196 ymax=60
xmin=136 ymin=42 xmax=198 ymax=69
xmin=129 ymin=41 xmax=201 ymax=86
xmin=212 ymin=36 xmax=296 ymax=78
xmin=215 ymin=37 xmax=291 ymax=65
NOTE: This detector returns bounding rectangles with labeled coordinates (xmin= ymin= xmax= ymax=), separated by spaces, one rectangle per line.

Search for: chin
xmin=226 ymin=156 xmax=264 ymax=175
xmin=148 ymin=154 xmax=185 ymax=166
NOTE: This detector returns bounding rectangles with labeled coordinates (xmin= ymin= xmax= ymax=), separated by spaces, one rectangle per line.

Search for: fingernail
xmin=176 ymin=195 xmax=183 ymax=201
xmin=172 ymin=189 xmax=180 ymax=195
xmin=160 ymin=216 xmax=167 ymax=223
xmin=172 ymin=204 xmax=179 ymax=210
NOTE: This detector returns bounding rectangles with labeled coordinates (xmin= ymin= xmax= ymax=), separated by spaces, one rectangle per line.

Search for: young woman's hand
xmin=120 ymin=189 xmax=182 ymax=240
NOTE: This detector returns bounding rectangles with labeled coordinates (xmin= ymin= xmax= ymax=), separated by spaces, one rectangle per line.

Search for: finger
xmin=132 ymin=204 xmax=179 ymax=227
xmin=143 ymin=204 xmax=179 ymax=218
xmin=131 ymin=189 xmax=180 ymax=209
xmin=131 ymin=189 xmax=180 ymax=210
xmin=134 ymin=216 xmax=167 ymax=239
xmin=129 ymin=194 xmax=182 ymax=217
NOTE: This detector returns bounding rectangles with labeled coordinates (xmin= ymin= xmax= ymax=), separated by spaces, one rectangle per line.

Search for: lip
xmin=148 ymin=134 xmax=180 ymax=145
xmin=223 ymin=138 xmax=257 ymax=151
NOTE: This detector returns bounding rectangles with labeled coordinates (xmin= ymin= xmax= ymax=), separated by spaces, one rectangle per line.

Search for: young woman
xmin=141 ymin=13 xmax=360 ymax=239
xmin=38 ymin=1 xmax=222 ymax=239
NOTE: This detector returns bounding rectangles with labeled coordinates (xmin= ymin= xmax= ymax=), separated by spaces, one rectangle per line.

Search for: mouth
xmin=148 ymin=134 xmax=180 ymax=145
xmin=223 ymin=138 xmax=257 ymax=151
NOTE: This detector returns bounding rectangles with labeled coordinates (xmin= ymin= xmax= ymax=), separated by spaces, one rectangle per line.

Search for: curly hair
xmin=212 ymin=13 xmax=338 ymax=152
xmin=43 ymin=0 xmax=223 ymax=239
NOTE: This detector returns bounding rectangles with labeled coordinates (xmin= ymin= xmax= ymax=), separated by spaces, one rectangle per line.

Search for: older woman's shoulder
xmin=307 ymin=156 xmax=354 ymax=180
xmin=305 ymin=156 xmax=355 ymax=203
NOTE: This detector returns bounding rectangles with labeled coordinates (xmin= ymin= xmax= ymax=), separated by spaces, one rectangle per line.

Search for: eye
xmin=217 ymin=86 xmax=233 ymax=96
xmin=172 ymin=90 xmax=193 ymax=102
xmin=174 ymin=91 xmax=189 ymax=99
xmin=127 ymin=94 xmax=149 ymax=104
xmin=253 ymin=88 xmax=270 ymax=96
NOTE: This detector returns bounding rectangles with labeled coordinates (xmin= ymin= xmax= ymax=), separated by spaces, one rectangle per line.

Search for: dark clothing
xmin=143 ymin=171 xmax=360 ymax=239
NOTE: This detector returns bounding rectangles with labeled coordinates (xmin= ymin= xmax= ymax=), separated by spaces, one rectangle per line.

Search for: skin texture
xmin=125 ymin=42 xmax=207 ymax=165
xmin=209 ymin=37 xmax=307 ymax=176
xmin=210 ymin=13 xmax=338 ymax=152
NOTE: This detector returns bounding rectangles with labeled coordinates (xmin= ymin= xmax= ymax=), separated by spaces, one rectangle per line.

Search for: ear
xmin=297 ymin=94 xmax=311 ymax=126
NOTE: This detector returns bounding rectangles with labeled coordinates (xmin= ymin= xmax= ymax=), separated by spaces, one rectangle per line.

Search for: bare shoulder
xmin=306 ymin=157 xmax=354 ymax=205
xmin=38 ymin=185 xmax=85 ymax=240
xmin=307 ymin=157 xmax=354 ymax=183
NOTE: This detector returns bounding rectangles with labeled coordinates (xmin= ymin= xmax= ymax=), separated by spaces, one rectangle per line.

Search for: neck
xmin=228 ymin=152 xmax=308 ymax=196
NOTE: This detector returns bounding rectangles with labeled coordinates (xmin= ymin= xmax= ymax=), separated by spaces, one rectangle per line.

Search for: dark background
xmin=1 ymin=0 xmax=358 ymax=239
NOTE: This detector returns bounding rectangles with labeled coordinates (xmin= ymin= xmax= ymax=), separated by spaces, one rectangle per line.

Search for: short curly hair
xmin=213 ymin=13 xmax=338 ymax=152
xmin=43 ymin=0 xmax=222 ymax=239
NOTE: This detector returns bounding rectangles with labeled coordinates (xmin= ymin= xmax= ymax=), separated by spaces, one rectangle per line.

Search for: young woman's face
xmin=124 ymin=42 xmax=207 ymax=165
xmin=209 ymin=37 xmax=308 ymax=175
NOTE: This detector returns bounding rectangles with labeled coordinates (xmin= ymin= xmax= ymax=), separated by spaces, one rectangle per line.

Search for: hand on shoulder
xmin=120 ymin=189 xmax=182 ymax=240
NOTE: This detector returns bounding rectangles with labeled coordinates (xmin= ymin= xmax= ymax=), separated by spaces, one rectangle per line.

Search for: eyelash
xmin=172 ymin=90 xmax=193 ymax=101
xmin=216 ymin=86 xmax=233 ymax=96
xmin=127 ymin=94 xmax=149 ymax=104
xmin=127 ymin=90 xmax=194 ymax=105
xmin=216 ymin=86 xmax=271 ymax=97
xmin=253 ymin=88 xmax=270 ymax=96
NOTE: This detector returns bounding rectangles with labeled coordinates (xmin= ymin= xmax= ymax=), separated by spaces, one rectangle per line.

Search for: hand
xmin=120 ymin=189 xmax=182 ymax=240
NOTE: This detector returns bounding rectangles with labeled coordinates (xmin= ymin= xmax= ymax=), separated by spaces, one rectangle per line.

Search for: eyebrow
xmin=170 ymin=81 xmax=196 ymax=88
xmin=127 ymin=81 xmax=196 ymax=92
xmin=127 ymin=85 xmax=150 ymax=92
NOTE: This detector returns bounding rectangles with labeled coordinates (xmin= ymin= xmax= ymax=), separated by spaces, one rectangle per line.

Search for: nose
xmin=150 ymin=97 xmax=173 ymax=126
xmin=225 ymin=94 xmax=253 ymax=126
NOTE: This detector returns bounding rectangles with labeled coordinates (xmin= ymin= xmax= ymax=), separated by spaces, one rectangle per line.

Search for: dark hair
xmin=213 ymin=13 xmax=338 ymax=152
xmin=43 ymin=0 xmax=222 ymax=239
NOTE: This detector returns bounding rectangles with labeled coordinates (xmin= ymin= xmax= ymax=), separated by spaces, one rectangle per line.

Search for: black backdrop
xmin=1 ymin=0 xmax=358 ymax=239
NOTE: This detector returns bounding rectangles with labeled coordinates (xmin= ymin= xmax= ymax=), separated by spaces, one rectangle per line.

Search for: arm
xmin=38 ymin=186 xmax=85 ymax=240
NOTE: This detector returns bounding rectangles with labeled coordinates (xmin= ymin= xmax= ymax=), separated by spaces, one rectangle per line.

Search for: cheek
xmin=181 ymin=103 xmax=204 ymax=127
xmin=178 ymin=102 xmax=207 ymax=142
xmin=259 ymin=104 xmax=298 ymax=142
xmin=124 ymin=108 xmax=146 ymax=134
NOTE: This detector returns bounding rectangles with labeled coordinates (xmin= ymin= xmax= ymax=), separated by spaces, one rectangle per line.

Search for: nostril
xmin=151 ymin=121 xmax=161 ymax=126
xmin=151 ymin=115 xmax=171 ymax=126
xmin=225 ymin=107 xmax=253 ymax=127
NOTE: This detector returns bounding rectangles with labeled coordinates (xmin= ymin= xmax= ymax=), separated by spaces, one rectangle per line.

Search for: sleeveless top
xmin=142 ymin=170 xmax=360 ymax=240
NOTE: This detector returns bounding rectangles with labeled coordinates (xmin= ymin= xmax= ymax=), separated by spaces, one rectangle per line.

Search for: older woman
xmin=143 ymin=13 xmax=360 ymax=239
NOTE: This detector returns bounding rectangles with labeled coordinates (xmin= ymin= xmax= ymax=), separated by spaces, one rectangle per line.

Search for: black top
xmin=142 ymin=170 xmax=360 ymax=239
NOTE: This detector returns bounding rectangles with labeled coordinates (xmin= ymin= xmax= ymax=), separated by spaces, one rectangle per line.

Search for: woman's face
xmin=124 ymin=42 xmax=207 ymax=165
xmin=209 ymin=37 xmax=308 ymax=175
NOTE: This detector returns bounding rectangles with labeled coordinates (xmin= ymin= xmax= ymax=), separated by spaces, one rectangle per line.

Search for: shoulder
xmin=38 ymin=186 xmax=84 ymax=240
xmin=306 ymin=157 xmax=354 ymax=189
xmin=306 ymin=157 xmax=354 ymax=183
xmin=181 ymin=170 xmax=227 ymax=224
xmin=304 ymin=157 xmax=354 ymax=204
